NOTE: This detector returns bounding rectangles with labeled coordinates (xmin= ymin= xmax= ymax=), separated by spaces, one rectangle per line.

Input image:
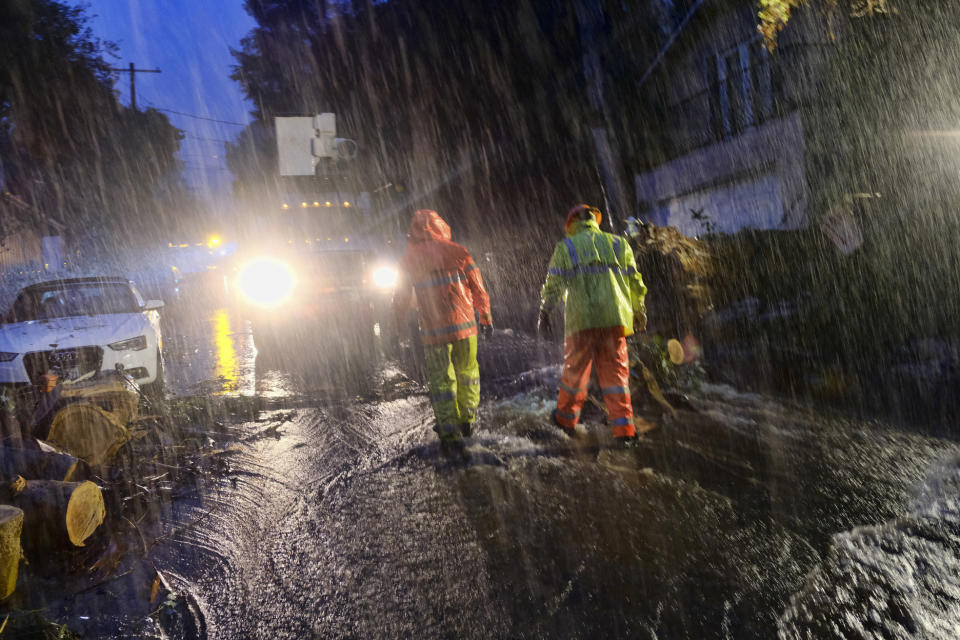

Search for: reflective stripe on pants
xmin=555 ymin=327 xmax=635 ymax=438
xmin=423 ymin=335 xmax=480 ymax=440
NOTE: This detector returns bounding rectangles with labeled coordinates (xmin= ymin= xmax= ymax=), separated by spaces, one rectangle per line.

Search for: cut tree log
xmin=47 ymin=403 xmax=129 ymax=466
xmin=60 ymin=376 xmax=140 ymax=426
xmin=0 ymin=446 xmax=90 ymax=482
xmin=3 ymin=479 xmax=105 ymax=549
xmin=0 ymin=504 xmax=23 ymax=599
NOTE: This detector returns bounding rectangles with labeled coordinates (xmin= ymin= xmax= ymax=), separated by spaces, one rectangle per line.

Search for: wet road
xmin=138 ymin=300 xmax=960 ymax=638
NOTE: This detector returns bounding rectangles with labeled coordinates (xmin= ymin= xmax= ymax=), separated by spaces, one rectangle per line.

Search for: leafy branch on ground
xmin=632 ymin=335 xmax=706 ymax=393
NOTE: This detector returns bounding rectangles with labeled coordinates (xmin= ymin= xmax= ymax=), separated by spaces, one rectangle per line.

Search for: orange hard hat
xmin=565 ymin=204 xmax=602 ymax=234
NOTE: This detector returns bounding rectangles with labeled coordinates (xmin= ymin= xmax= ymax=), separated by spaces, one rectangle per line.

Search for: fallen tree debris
xmin=0 ymin=504 xmax=24 ymax=600
xmin=0 ymin=446 xmax=90 ymax=482
xmin=47 ymin=404 xmax=129 ymax=466
xmin=628 ymin=222 xmax=713 ymax=337
xmin=3 ymin=479 xmax=105 ymax=550
xmin=60 ymin=377 xmax=140 ymax=426
xmin=628 ymin=357 xmax=677 ymax=417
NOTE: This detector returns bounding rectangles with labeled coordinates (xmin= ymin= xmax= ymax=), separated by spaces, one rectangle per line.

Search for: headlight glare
xmin=109 ymin=335 xmax=147 ymax=351
xmin=372 ymin=266 xmax=399 ymax=289
xmin=238 ymin=258 xmax=296 ymax=307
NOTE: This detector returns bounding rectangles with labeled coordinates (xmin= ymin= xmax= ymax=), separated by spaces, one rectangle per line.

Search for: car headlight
xmin=237 ymin=257 xmax=296 ymax=307
xmin=372 ymin=266 xmax=399 ymax=289
xmin=108 ymin=335 xmax=147 ymax=351
xmin=0 ymin=352 xmax=18 ymax=362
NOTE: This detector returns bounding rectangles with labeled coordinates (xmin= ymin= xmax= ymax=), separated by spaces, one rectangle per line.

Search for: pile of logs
xmin=0 ymin=448 xmax=105 ymax=600
xmin=0 ymin=373 xmax=139 ymax=600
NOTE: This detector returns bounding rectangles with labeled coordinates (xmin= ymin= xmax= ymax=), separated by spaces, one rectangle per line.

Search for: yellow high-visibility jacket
xmin=540 ymin=218 xmax=647 ymax=336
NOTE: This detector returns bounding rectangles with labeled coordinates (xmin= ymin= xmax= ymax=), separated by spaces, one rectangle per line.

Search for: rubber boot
xmin=551 ymin=409 xmax=577 ymax=439
xmin=439 ymin=436 xmax=468 ymax=461
xmin=459 ymin=419 xmax=477 ymax=438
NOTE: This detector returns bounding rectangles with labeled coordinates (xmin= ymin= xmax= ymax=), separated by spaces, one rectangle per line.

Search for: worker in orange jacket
xmin=393 ymin=210 xmax=493 ymax=449
xmin=538 ymin=204 xmax=647 ymax=446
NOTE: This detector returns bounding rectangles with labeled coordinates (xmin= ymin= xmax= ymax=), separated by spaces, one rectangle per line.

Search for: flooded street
xmin=135 ymin=300 xmax=960 ymax=639
xmin=4 ymin=2 xmax=960 ymax=636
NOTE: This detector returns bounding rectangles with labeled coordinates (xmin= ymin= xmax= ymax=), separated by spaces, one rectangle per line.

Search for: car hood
xmin=0 ymin=314 xmax=147 ymax=353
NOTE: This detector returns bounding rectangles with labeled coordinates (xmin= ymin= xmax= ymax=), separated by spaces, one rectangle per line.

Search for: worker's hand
xmin=537 ymin=308 xmax=553 ymax=339
xmin=479 ymin=323 xmax=493 ymax=341
xmin=633 ymin=310 xmax=647 ymax=334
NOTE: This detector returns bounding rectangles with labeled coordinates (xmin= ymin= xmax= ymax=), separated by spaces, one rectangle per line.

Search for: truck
xmin=231 ymin=115 xmax=400 ymax=359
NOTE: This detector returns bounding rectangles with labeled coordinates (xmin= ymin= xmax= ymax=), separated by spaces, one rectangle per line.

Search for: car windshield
xmin=6 ymin=282 xmax=139 ymax=322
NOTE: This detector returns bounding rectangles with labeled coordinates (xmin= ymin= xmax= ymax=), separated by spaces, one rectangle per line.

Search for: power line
xmin=182 ymin=163 xmax=232 ymax=172
xmin=148 ymin=104 xmax=248 ymax=126
xmin=185 ymin=134 xmax=232 ymax=144
xmin=636 ymin=0 xmax=708 ymax=89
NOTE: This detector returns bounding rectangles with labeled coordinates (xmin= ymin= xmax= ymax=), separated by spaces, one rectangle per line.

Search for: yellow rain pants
xmin=423 ymin=335 xmax=480 ymax=441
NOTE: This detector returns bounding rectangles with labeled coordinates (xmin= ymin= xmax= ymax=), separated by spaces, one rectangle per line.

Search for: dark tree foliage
xmin=807 ymin=2 xmax=960 ymax=203
xmin=0 ymin=0 xmax=185 ymax=243
xmin=801 ymin=2 xmax=960 ymax=349
xmin=229 ymin=0 xmax=667 ymax=242
xmin=702 ymin=2 xmax=960 ymax=395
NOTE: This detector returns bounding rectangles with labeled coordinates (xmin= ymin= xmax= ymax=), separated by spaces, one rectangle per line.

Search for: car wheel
xmin=141 ymin=349 xmax=165 ymax=398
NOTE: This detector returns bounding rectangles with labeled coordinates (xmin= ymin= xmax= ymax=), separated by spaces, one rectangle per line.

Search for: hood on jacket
xmin=408 ymin=209 xmax=452 ymax=243
xmin=565 ymin=204 xmax=602 ymax=236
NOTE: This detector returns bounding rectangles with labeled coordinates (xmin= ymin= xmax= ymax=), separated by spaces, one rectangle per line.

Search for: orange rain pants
xmin=554 ymin=327 xmax=636 ymax=438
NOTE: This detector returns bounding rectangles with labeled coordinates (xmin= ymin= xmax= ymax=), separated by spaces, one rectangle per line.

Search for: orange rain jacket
xmin=393 ymin=210 xmax=493 ymax=345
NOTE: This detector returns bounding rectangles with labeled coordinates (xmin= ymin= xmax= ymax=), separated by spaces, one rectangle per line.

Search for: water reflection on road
xmin=164 ymin=305 xmax=257 ymax=397
xmin=211 ymin=309 xmax=244 ymax=394
xmin=163 ymin=303 xmax=382 ymax=400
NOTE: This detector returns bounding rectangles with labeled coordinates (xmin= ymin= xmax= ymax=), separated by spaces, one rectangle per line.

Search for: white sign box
xmin=276 ymin=117 xmax=317 ymax=176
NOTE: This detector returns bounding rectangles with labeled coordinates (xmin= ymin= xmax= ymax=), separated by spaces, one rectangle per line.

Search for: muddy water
xmin=148 ymin=317 xmax=960 ymax=638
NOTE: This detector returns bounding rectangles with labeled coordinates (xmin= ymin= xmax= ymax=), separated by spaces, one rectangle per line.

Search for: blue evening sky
xmin=82 ymin=1 xmax=256 ymax=205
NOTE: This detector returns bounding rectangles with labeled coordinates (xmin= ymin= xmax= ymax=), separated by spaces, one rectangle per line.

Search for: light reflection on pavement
xmin=164 ymin=305 xmax=258 ymax=397
xmin=162 ymin=302 xmax=382 ymax=400
xmin=212 ymin=308 xmax=242 ymax=394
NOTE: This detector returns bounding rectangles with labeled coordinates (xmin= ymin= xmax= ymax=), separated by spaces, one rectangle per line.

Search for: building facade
xmin=634 ymin=2 xmax=835 ymax=236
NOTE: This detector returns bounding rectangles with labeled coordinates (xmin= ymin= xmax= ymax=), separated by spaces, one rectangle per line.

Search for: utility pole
xmin=109 ymin=62 xmax=161 ymax=111
xmin=575 ymin=1 xmax=629 ymax=232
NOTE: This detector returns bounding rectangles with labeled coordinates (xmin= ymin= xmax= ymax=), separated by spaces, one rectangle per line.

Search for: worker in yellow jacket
xmin=538 ymin=204 xmax=647 ymax=445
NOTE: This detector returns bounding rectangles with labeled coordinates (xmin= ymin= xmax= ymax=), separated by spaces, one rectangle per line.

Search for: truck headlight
xmin=0 ymin=352 xmax=18 ymax=362
xmin=372 ymin=266 xmax=398 ymax=289
xmin=108 ymin=335 xmax=147 ymax=351
xmin=238 ymin=258 xmax=296 ymax=307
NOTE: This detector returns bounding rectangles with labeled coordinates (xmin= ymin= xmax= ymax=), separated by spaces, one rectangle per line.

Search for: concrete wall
xmin=636 ymin=111 xmax=807 ymax=235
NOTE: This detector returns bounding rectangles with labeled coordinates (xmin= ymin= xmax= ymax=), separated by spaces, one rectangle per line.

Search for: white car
xmin=0 ymin=277 xmax=164 ymax=389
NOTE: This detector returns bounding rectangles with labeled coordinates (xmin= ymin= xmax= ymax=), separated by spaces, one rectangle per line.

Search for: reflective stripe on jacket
xmin=540 ymin=217 xmax=646 ymax=337
xmin=393 ymin=210 xmax=492 ymax=345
